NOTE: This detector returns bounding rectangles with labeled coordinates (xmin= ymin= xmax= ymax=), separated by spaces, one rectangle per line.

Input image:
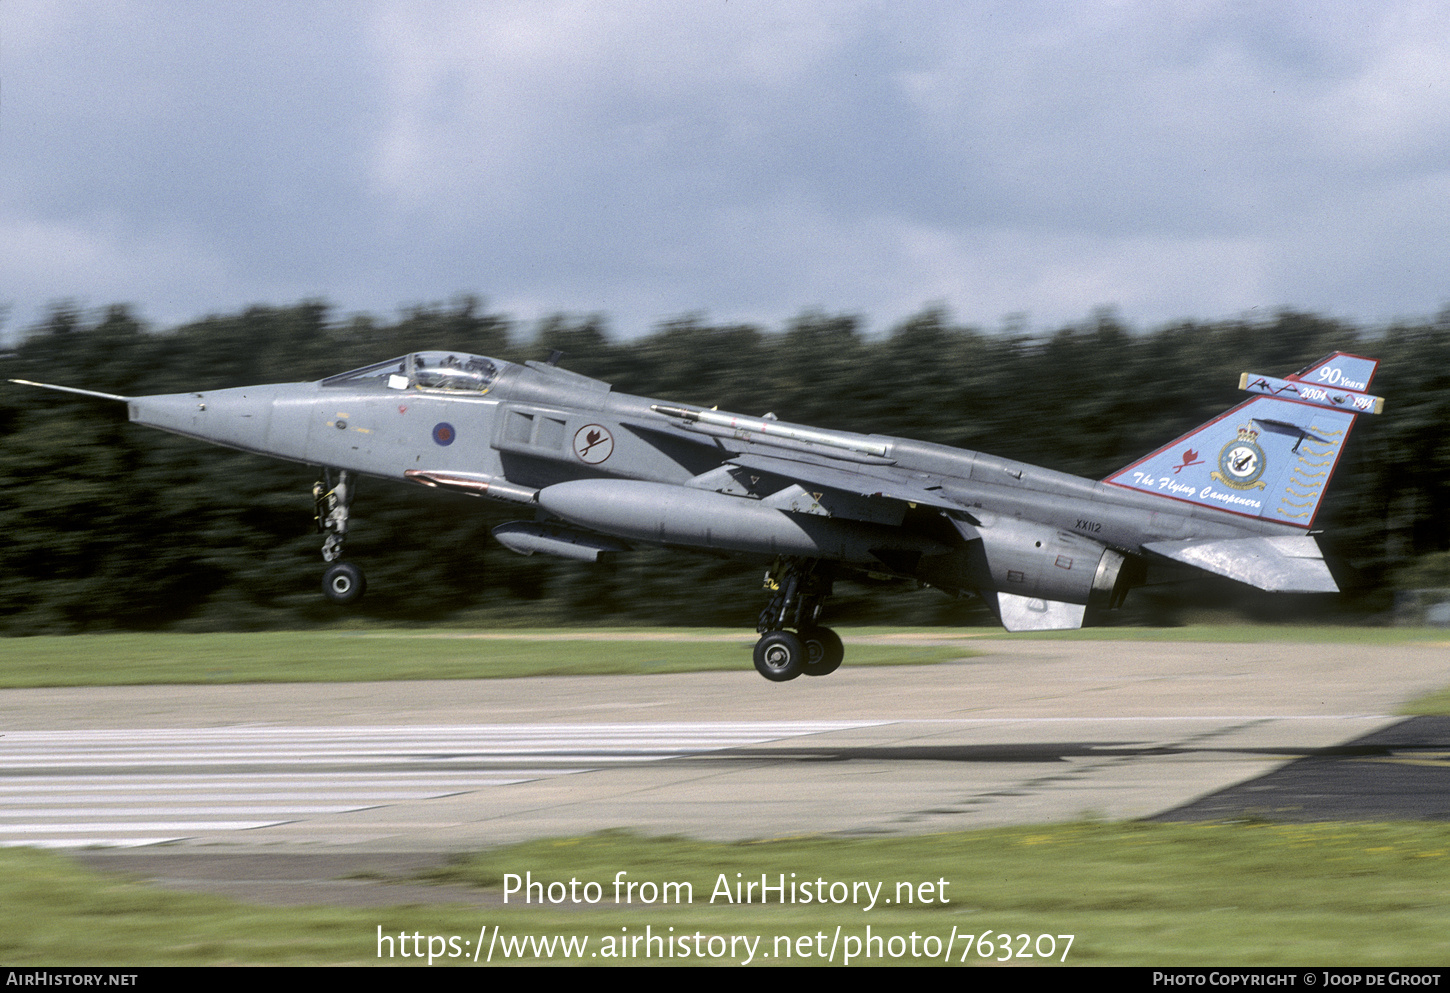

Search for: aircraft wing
xmin=1142 ymin=536 xmax=1338 ymax=593
xmin=724 ymin=452 xmax=963 ymax=513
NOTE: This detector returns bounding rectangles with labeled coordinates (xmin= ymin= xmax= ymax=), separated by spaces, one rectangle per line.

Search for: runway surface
xmin=3 ymin=636 xmax=1447 ymax=861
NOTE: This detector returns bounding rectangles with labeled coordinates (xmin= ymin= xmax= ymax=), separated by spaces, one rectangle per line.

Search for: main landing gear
xmin=753 ymin=558 xmax=844 ymax=682
xmin=315 ymin=469 xmax=366 ymax=604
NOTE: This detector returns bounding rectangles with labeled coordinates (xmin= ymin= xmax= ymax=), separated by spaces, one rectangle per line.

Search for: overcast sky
xmin=4 ymin=0 xmax=1450 ymax=341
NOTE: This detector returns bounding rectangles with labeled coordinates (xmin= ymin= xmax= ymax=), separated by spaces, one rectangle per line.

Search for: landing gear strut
xmin=315 ymin=469 xmax=365 ymax=604
xmin=753 ymin=558 xmax=844 ymax=681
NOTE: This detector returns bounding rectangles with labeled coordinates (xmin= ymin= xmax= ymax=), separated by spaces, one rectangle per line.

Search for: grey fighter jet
xmin=11 ymin=349 xmax=1384 ymax=681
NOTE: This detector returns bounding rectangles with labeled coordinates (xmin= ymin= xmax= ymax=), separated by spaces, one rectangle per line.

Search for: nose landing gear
xmin=753 ymin=558 xmax=844 ymax=681
xmin=315 ymin=469 xmax=366 ymax=604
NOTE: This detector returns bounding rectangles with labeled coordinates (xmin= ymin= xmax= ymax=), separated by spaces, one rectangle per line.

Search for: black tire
xmin=753 ymin=630 xmax=805 ymax=682
xmin=801 ymin=626 xmax=844 ymax=676
xmin=322 ymin=561 xmax=366 ymax=604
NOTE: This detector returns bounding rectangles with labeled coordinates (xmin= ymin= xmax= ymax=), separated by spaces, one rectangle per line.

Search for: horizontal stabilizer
xmin=991 ymin=592 xmax=1086 ymax=632
xmin=1143 ymin=536 xmax=1338 ymax=593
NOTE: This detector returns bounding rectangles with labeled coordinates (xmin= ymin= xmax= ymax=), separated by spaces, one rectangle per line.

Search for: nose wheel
xmin=322 ymin=560 xmax=366 ymax=604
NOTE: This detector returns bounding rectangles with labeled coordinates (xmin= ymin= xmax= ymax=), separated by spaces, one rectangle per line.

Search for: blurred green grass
xmin=0 ymin=628 xmax=974 ymax=687
xmin=7 ymin=822 xmax=1450 ymax=965
xmin=0 ymin=626 xmax=1443 ymax=696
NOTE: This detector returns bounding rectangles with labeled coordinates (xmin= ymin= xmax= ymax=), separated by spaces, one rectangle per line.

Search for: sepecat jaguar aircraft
xmin=11 ymin=349 xmax=1384 ymax=681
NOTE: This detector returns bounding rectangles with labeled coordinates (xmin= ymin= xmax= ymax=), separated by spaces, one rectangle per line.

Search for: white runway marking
xmin=0 ymin=721 xmax=881 ymax=848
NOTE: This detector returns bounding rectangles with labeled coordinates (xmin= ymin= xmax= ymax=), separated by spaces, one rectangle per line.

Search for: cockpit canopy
xmin=321 ymin=352 xmax=502 ymax=394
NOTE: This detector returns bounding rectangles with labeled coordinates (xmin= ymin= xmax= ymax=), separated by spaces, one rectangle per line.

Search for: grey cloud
xmin=3 ymin=0 xmax=1449 ymax=340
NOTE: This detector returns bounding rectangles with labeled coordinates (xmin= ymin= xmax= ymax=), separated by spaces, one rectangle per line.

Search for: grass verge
xmin=1400 ymin=687 xmax=1450 ymax=716
xmin=0 ymin=624 xmax=1442 ymax=689
xmin=0 ymin=629 xmax=972 ymax=688
xmin=7 ymin=822 xmax=1450 ymax=965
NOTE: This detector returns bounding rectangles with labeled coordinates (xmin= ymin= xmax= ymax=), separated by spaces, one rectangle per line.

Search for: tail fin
xmin=1103 ymin=352 xmax=1383 ymax=529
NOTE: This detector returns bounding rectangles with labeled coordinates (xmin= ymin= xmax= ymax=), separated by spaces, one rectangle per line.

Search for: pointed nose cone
xmin=128 ymin=386 xmax=279 ymax=455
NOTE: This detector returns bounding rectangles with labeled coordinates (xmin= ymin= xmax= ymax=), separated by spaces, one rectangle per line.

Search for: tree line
xmin=0 ymin=298 xmax=1445 ymax=634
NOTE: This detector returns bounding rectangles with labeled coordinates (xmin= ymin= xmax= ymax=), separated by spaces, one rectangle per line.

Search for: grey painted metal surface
xmin=1145 ymin=536 xmax=1339 ymax=593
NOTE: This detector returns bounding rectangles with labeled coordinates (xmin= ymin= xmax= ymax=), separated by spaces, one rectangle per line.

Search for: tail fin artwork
xmin=1104 ymin=352 xmax=1383 ymax=529
xmin=1103 ymin=353 xmax=1384 ymax=594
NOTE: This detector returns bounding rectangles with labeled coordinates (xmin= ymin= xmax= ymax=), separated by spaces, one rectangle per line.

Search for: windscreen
xmin=321 ymin=352 xmax=501 ymax=394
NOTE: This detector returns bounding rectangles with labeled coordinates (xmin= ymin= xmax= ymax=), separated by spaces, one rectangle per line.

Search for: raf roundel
xmin=432 ymin=422 xmax=456 ymax=446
